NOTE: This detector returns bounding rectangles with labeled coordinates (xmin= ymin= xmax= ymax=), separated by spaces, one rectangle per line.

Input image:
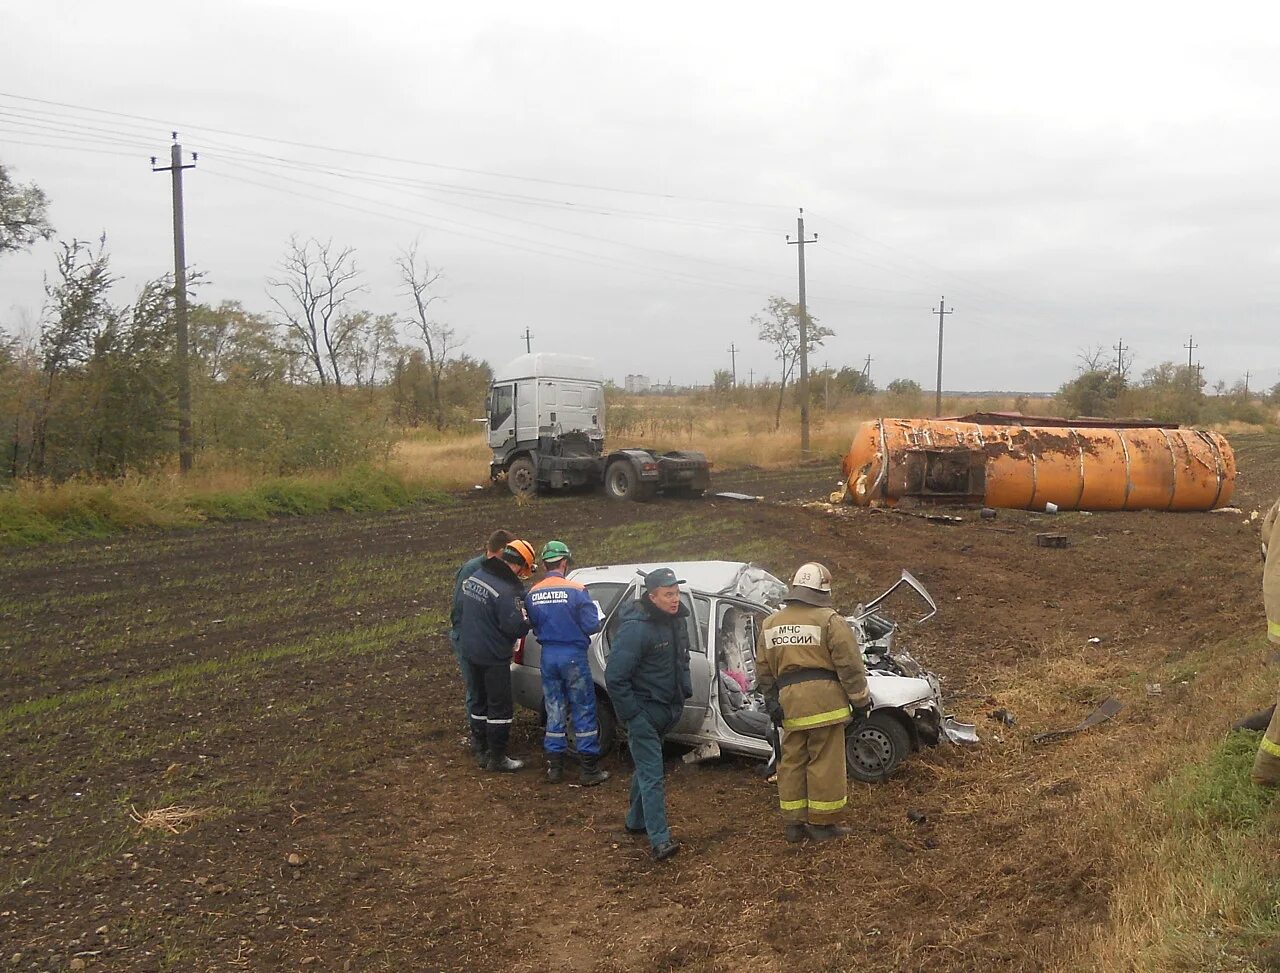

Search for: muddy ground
xmin=3 ymin=438 xmax=1278 ymax=972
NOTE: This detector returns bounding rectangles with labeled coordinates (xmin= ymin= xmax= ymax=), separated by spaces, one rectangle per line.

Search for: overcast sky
xmin=2 ymin=1 xmax=1277 ymax=392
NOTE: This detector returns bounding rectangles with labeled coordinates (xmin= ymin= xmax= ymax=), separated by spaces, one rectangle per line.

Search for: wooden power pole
xmin=152 ymin=135 xmax=196 ymax=473
xmin=786 ymin=209 xmax=818 ymax=454
xmin=933 ymin=296 xmax=954 ymax=417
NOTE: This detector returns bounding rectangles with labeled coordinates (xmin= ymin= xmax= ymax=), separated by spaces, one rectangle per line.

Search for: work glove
xmin=765 ymin=696 xmax=784 ymax=727
xmin=850 ymin=703 xmax=872 ymax=722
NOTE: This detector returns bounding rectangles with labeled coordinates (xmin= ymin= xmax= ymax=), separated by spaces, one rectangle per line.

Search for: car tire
xmin=846 ymin=710 xmax=912 ymax=783
xmin=604 ymin=460 xmax=655 ymax=502
xmin=506 ymin=456 xmax=537 ymax=498
xmin=567 ymin=693 xmax=618 ymax=758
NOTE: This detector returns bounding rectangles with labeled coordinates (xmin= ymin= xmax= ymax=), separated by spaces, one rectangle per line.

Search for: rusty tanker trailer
xmin=839 ymin=413 xmax=1235 ymax=512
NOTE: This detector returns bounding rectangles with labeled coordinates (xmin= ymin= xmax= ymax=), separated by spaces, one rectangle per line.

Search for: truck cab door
xmin=488 ymin=383 xmax=515 ymax=450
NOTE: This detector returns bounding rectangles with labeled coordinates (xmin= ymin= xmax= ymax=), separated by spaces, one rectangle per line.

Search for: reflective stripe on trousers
xmin=776 ymin=722 xmax=848 ymax=824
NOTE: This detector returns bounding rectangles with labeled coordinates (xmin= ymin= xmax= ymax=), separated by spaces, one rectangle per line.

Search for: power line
xmin=0 ymin=91 xmax=791 ymax=209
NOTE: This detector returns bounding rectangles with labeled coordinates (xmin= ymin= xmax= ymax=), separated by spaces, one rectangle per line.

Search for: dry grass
xmin=387 ymin=430 xmax=490 ymax=489
xmin=128 ymin=804 xmax=216 ymax=834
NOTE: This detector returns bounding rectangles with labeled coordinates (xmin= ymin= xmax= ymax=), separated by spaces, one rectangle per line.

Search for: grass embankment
xmin=1031 ymin=630 xmax=1280 ymax=972
xmin=0 ymin=466 xmax=448 ymax=548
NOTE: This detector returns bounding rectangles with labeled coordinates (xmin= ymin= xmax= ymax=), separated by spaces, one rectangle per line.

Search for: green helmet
xmin=540 ymin=540 xmax=572 ymax=564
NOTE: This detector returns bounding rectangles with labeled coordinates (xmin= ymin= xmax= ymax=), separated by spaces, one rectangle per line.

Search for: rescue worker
xmin=1251 ymin=497 xmax=1280 ymax=786
xmin=458 ymin=539 xmax=535 ymax=773
xmin=450 ymin=529 xmax=515 ymax=761
xmin=604 ymin=567 xmax=691 ymax=862
xmin=756 ymin=562 xmax=871 ymax=842
xmin=526 ymin=541 xmax=610 ymax=786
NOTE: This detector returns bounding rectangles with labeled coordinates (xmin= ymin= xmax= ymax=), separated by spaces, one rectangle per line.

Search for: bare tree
xmin=394 ymin=241 xmax=456 ymax=429
xmin=340 ymin=311 xmax=399 ymax=389
xmin=753 ymin=296 xmax=834 ymax=430
xmin=267 ymin=237 xmax=364 ymax=387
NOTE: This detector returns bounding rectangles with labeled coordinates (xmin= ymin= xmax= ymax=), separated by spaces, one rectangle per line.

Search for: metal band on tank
xmin=1067 ymin=429 xmax=1086 ymax=509
xmin=1027 ymin=429 xmax=1039 ymax=510
xmin=1156 ymin=428 xmax=1177 ymax=511
xmin=1199 ymin=430 xmax=1226 ymax=508
xmin=873 ymin=418 xmax=889 ymax=501
xmin=1116 ymin=429 xmax=1134 ymax=510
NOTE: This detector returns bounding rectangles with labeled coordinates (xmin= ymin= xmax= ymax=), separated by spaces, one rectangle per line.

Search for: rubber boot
xmin=1233 ymin=705 xmax=1277 ymax=733
xmin=784 ymin=823 xmax=807 ymax=843
xmin=471 ymin=738 xmax=488 ymax=769
xmin=805 ymin=823 xmax=851 ymax=842
xmin=579 ymin=755 xmax=610 ymax=787
xmin=488 ymin=754 xmax=525 ymax=773
xmin=546 ymin=753 xmax=565 ymax=783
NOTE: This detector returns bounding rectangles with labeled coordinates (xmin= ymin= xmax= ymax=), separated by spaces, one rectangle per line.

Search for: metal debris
xmin=1031 ymin=696 xmax=1124 ymax=745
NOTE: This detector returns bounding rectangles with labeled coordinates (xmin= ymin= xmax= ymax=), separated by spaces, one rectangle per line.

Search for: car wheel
xmin=567 ymin=693 xmax=618 ymax=758
xmin=605 ymin=460 xmax=655 ymax=502
xmin=506 ymin=456 xmax=537 ymax=497
xmin=846 ymin=710 xmax=912 ymax=783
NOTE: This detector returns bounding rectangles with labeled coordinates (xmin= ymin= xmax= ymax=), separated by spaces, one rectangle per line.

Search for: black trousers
xmin=466 ymin=662 xmax=515 ymax=757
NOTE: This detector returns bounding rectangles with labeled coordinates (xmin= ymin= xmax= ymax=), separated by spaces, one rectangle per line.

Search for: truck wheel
xmin=846 ymin=710 xmax=912 ymax=783
xmin=506 ymin=456 xmax=537 ymax=498
xmin=605 ymin=460 xmax=656 ymax=502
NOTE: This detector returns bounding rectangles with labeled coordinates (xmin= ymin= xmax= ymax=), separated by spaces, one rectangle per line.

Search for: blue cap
xmin=640 ymin=567 xmax=685 ymax=591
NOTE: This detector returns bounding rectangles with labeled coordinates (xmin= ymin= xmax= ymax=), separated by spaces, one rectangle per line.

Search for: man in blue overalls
xmin=526 ymin=540 xmax=609 ymax=787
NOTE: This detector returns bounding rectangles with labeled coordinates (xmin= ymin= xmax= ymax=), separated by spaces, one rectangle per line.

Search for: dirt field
xmin=3 ymin=439 xmax=1279 ymax=972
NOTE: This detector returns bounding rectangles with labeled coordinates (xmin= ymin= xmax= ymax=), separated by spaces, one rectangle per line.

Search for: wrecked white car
xmin=510 ymin=561 xmax=977 ymax=782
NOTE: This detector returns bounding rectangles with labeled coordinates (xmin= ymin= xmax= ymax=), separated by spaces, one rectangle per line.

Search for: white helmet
xmin=786 ymin=562 xmax=832 ymax=607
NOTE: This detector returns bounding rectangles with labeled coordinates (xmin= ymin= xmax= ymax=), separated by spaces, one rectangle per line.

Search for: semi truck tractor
xmin=487 ymin=353 xmax=710 ymax=501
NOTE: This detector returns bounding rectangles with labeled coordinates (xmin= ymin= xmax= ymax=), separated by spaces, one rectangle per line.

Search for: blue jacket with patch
xmin=604 ymin=596 xmax=693 ymax=731
xmin=457 ymin=558 xmax=530 ymax=666
xmin=525 ymin=571 xmax=602 ymax=652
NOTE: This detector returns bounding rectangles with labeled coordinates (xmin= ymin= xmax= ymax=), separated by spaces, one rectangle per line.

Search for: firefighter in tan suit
xmin=1253 ymin=499 xmax=1280 ymax=786
xmin=756 ymin=563 xmax=871 ymax=842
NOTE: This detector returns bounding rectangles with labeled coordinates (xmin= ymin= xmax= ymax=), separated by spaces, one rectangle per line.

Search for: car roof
xmin=567 ymin=560 xmax=786 ymax=600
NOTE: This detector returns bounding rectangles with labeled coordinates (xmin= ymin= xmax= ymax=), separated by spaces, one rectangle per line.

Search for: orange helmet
xmin=500 ymin=539 xmax=536 ymax=579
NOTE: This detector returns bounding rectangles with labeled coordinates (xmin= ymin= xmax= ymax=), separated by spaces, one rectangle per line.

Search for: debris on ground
xmin=713 ymin=492 xmax=763 ymax=502
xmin=1036 ymin=532 xmax=1069 ymax=548
xmin=1032 ymin=697 xmax=1124 ymax=745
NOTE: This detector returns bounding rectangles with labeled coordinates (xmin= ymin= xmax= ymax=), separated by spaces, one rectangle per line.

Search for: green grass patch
xmin=1163 ymin=731 xmax=1277 ymax=833
xmin=0 ymin=466 xmax=450 ymax=548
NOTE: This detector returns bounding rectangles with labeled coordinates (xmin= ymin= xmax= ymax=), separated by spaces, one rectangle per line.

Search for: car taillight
xmin=513 ymin=636 xmax=526 ymax=665
xmin=642 ymin=462 xmax=657 ymax=471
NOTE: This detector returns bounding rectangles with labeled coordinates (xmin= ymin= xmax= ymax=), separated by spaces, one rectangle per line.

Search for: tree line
xmin=0 ymin=161 xmax=485 ymax=482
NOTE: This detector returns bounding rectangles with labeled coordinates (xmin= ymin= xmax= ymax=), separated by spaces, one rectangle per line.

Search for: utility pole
xmin=1245 ymin=370 xmax=1251 ymax=395
xmin=823 ymin=359 xmax=830 ymax=411
xmin=1113 ymin=338 xmax=1127 ymax=377
xmin=728 ymin=342 xmax=738 ymax=387
xmin=152 ymin=135 xmax=196 ymax=473
xmin=932 ymin=296 xmax=954 ymax=417
xmin=1184 ymin=334 xmax=1197 ymax=370
xmin=861 ymin=354 xmax=873 ymax=386
xmin=521 ymin=327 xmax=534 ymax=354
xmin=786 ymin=208 xmax=818 ymax=453
xmin=748 ymin=367 xmax=754 ymax=387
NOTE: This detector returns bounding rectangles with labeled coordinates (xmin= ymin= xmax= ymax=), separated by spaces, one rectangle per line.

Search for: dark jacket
xmin=449 ymin=553 xmax=486 ymax=646
xmin=458 ymin=558 xmax=530 ymax=666
xmin=605 ymin=596 xmax=693 ymax=731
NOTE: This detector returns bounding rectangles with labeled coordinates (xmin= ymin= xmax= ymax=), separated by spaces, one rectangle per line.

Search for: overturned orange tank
xmin=840 ymin=413 xmax=1235 ymax=512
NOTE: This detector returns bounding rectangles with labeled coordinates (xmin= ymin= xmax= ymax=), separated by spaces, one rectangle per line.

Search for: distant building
xmin=624 ymin=374 xmax=651 ymax=394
